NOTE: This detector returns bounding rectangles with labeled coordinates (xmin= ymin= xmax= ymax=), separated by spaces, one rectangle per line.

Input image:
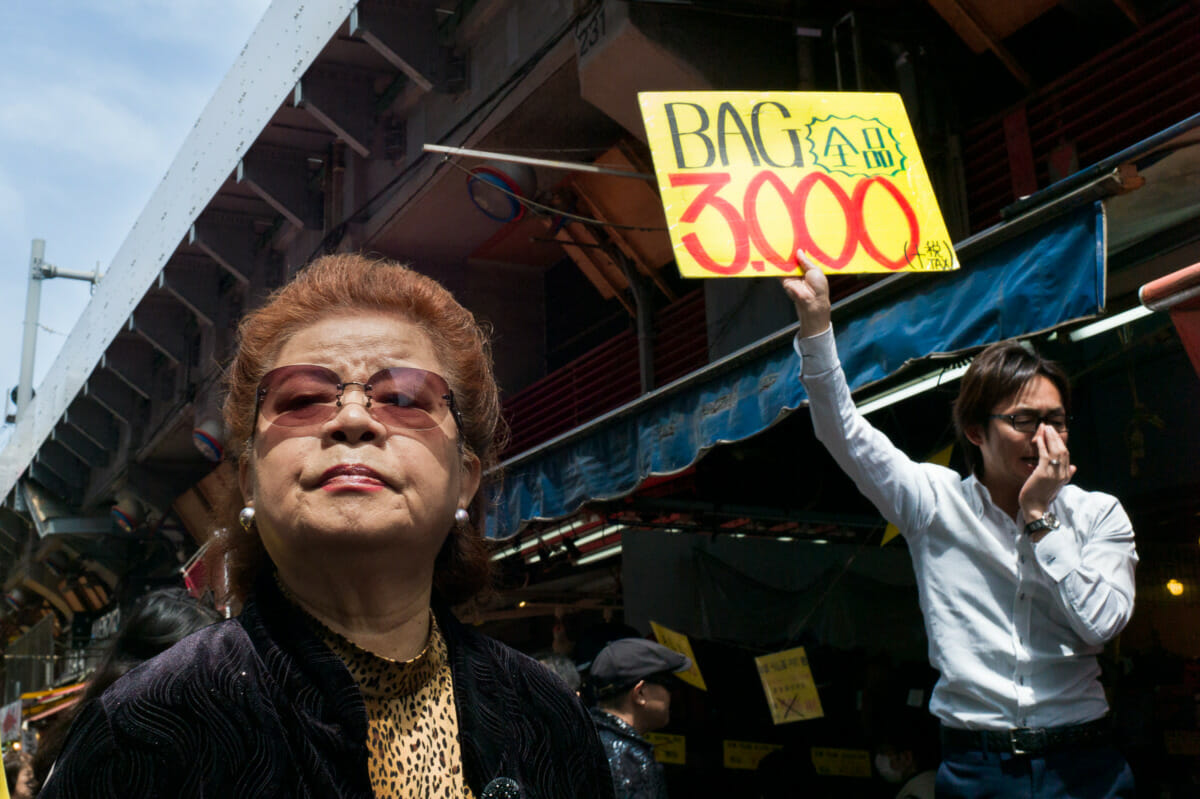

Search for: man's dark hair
xmin=952 ymin=341 xmax=1071 ymax=477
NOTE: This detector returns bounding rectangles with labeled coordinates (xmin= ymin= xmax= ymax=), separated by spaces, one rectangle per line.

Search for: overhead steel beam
xmin=51 ymin=425 xmax=108 ymax=470
xmin=351 ymin=1 xmax=465 ymax=94
xmin=294 ymin=65 xmax=377 ymax=158
xmin=28 ymin=465 xmax=81 ymax=509
xmin=63 ymin=397 xmax=119 ymax=454
xmin=101 ymin=337 xmax=157 ymax=400
xmin=83 ymin=370 xmax=142 ymax=427
xmin=189 ymin=215 xmax=257 ymax=285
xmin=36 ymin=441 xmax=88 ymax=491
xmin=128 ymin=301 xmax=191 ymax=366
xmin=237 ymin=146 xmax=324 ymax=231
xmin=158 ymin=263 xmax=222 ymax=327
xmin=0 ymin=0 xmax=357 ymax=504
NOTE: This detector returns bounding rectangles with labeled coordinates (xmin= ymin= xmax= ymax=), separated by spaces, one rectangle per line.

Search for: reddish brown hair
xmin=952 ymin=340 xmax=1071 ymax=478
xmin=214 ymin=253 xmax=503 ymax=604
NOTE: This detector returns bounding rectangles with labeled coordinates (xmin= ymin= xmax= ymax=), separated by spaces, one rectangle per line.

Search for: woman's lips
xmin=319 ymin=464 xmax=386 ymax=491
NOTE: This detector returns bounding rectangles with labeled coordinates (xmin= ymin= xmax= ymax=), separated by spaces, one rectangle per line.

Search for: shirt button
xmin=1019 ymin=556 xmax=1025 ymax=564
xmin=1019 ymin=593 xmax=1026 ymax=600
xmin=1019 ymin=676 xmax=1025 ymax=685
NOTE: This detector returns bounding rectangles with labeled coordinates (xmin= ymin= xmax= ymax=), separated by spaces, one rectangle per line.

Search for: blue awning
xmin=487 ymin=202 xmax=1106 ymax=539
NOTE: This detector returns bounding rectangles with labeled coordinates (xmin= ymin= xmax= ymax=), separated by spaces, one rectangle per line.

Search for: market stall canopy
xmin=487 ymin=202 xmax=1105 ymax=538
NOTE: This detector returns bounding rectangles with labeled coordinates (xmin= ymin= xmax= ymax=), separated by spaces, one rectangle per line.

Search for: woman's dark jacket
xmin=40 ymin=576 xmax=614 ymax=799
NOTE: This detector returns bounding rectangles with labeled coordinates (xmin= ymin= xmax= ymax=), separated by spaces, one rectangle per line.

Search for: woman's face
xmin=239 ymin=310 xmax=480 ymax=569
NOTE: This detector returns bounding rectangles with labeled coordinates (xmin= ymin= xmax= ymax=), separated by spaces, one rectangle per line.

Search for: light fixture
xmin=1067 ymin=305 xmax=1154 ymax=342
xmin=467 ymin=161 xmax=536 ymax=223
xmin=857 ymin=360 xmax=972 ymax=416
xmin=192 ymin=416 xmax=224 ymax=463
xmin=111 ymin=490 xmax=142 ymax=534
xmin=1167 ymin=578 xmax=1185 ymax=596
xmin=575 ymin=542 xmax=623 ymax=566
xmin=574 ymin=523 xmax=625 ymax=547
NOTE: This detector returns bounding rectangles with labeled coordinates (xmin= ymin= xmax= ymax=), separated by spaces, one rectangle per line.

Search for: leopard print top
xmin=310 ymin=610 xmax=476 ymax=799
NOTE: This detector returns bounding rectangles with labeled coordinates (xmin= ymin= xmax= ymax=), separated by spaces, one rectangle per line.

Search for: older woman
xmin=42 ymin=255 xmax=614 ymax=799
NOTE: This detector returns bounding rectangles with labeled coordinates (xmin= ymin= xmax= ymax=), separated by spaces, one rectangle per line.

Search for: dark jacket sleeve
xmin=38 ymin=620 xmax=304 ymax=799
xmin=38 ymin=698 xmax=174 ymax=798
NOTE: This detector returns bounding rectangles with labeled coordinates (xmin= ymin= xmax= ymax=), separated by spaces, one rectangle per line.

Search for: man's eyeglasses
xmin=255 ymin=364 xmax=463 ymax=433
xmin=989 ymin=412 xmax=1070 ymax=434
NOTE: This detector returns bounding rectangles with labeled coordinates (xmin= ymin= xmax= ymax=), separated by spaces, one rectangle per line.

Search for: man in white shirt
xmin=783 ymin=256 xmax=1137 ymax=797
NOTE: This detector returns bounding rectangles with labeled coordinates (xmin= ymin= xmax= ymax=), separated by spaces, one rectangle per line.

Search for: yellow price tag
xmin=811 ymin=747 xmax=872 ymax=778
xmin=723 ymin=740 xmax=783 ymax=770
xmin=649 ymin=621 xmax=707 ymax=691
xmin=639 ymin=91 xmax=959 ymax=278
xmin=754 ymin=646 xmax=823 ymax=724
xmin=644 ymin=732 xmax=687 ymax=764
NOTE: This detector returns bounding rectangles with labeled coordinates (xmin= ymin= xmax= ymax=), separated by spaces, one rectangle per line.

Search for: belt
xmin=940 ymin=717 xmax=1112 ymax=756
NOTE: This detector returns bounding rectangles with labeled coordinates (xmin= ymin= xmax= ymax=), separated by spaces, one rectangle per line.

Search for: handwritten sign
xmin=650 ymin=621 xmax=708 ymax=691
xmin=811 ymin=747 xmax=872 ymax=778
xmin=638 ymin=91 xmax=959 ymax=277
xmin=723 ymin=740 xmax=783 ymax=770
xmin=754 ymin=646 xmax=823 ymax=724
xmin=645 ymin=732 xmax=687 ymax=764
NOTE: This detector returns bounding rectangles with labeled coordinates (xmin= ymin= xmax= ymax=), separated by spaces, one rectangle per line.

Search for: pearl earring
xmin=454 ymin=508 xmax=470 ymax=526
xmin=238 ymin=506 xmax=256 ymax=531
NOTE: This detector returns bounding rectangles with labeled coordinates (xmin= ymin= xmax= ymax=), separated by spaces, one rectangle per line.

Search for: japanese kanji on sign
xmin=638 ymin=91 xmax=960 ymax=278
xmin=754 ymin=646 xmax=824 ymax=725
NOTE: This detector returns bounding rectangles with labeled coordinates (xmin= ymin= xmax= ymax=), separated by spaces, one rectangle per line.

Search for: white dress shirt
xmin=796 ymin=327 xmax=1137 ymax=731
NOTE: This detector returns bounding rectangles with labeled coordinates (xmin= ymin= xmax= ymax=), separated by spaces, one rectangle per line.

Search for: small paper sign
xmin=0 ymin=700 xmax=21 ymax=742
xmin=638 ymin=91 xmax=959 ymax=278
xmin=649 ymin=621 xmax=708 ymax=691
xmin=645 ymin=732 xmax=687 ymax=764
xmin=754 ymin=646 xmax=823 ymax=724
xmin=811 ymin=747 xmax=873 ymax=778
xmin=723 ymin=740 xmax=783 ymax=770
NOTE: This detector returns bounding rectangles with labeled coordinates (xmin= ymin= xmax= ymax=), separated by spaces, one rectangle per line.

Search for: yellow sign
xmin=645 ymin=732 xmax=687 ymax=764
xmin=723 ymin=740 xmax=783 ymax=770
xmin=649 ymin=621 xmax=708 ymax=691
xmin=811 ymin=747 xmax=873 ymax=778
xmin=754 ymin=646 xmax=823 ymax=724
xmin=638 ymin=91 xmax=959 ymax=278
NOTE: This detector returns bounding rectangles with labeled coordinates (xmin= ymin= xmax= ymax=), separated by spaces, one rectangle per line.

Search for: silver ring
xmin=1049 ymin=459 xmax=1061 ymax=467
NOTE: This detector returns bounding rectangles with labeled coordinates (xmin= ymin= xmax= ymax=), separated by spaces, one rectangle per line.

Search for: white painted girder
xmin=0 ymin=0 xmax=358 ymax=503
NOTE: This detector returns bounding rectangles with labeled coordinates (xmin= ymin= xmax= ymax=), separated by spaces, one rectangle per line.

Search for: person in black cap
xmin=587 ymin=638 xmax=690 ymax=799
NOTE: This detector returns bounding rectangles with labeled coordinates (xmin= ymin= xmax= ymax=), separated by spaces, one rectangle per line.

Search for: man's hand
xmin=1019 ymin=424 xmax=1077 ymax=539
xmin=780 ymin=250 xmax=832 ymax=338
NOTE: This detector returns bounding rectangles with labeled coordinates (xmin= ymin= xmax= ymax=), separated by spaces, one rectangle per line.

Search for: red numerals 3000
xmin=669 ymin=171 xmax=920 ymax=274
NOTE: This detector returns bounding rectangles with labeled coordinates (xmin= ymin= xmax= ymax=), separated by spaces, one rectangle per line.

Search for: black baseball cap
xmin=590 ymin=638 xmax=691 ymax=690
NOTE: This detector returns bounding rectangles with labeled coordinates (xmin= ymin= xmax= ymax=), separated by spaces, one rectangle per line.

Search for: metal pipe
xmin=615 ymin=251 xmax=656 ymax=393
xmin=422 ymin=143 xmax=656 ymax=181
xmin=17 ymin=240 xmax=45 ymax=421
xmin=1001 ymin=110 xmax=1200 ymax=220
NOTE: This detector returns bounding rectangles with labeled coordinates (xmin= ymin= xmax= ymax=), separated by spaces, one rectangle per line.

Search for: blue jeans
xmin=936 ymin=746 xmax=1135 ymax=798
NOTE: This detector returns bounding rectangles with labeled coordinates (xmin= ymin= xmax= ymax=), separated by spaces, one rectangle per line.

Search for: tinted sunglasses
xmin=255 ymin=364 xmax=463 ymax=433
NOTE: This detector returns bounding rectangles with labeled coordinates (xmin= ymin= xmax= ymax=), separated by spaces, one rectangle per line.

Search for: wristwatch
xmin=1024 ymin=512 xmax=1060 ymax=536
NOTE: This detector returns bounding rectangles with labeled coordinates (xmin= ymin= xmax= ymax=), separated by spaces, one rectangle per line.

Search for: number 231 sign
xmin=638 ymin=91 xmax=959 ymax=277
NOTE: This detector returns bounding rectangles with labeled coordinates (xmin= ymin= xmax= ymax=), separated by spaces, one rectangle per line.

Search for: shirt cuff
xmin=1033 ymin=526 xmax=1083 ymax=582
xmin=793 ymin=325 xmax=838 ymax=377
